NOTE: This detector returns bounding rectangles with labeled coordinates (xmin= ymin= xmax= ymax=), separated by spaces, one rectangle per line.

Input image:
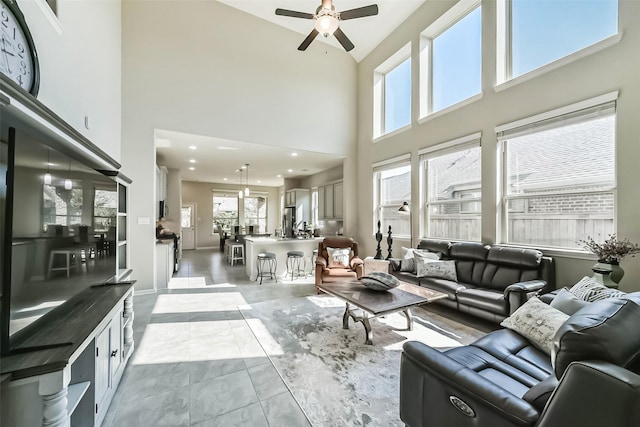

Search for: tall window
xmin=373 ymin=158 xmax=411 ymax=237
xmin=421 ymin=1 xmax=481 ymax=116
xmin=373 ymin=44 xmax=411 ymax=138
xmin=498 ymin=0 xmax=618 ymax=81
xmin=43 ymin=184 xmax=83 ymax=230
xmin=498 ymin=98 xmax=616 ymax=250
xmin=244 ymin=195 xmax=267 ymax=232
xmin=212 ymin=194 xmax=238 ymax=232
xmin=93 ymin=188 xmax=117 ymax=231
xmin=420 ymin=134 xmax=482 ymax=241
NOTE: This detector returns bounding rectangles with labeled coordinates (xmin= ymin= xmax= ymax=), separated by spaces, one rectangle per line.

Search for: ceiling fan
xmin=275 ymin=0 xmax=379 ymax=52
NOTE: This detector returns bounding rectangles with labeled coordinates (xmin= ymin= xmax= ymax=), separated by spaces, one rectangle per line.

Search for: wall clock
xmin=0 ymin=0 xmax=39 ymax=96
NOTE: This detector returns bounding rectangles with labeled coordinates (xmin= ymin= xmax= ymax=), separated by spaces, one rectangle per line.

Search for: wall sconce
xmin=398 ymin=201 xmax=410 ymax=214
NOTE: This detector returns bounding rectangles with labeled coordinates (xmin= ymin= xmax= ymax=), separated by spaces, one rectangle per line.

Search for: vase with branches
xmin=580 ymin=234 xmax=640 ymax=284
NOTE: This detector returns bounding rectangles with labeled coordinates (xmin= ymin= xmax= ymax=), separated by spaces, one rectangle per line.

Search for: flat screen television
xmin=1 ymin=125 xmax=119 ymax=355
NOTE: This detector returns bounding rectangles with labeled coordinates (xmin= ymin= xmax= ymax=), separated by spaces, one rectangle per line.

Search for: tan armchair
xmin=315 ymin=236 xmax=364 ymax=290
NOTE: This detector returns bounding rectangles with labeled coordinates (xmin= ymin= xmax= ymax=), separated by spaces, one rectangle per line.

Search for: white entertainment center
xmin=0 ymin=72 xmax=135 ymax=426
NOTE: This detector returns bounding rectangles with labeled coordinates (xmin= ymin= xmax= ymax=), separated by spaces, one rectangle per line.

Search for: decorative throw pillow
xmin=416 ymin=259 xmax=457 ymax=281
xmin=550 ymin=288 xmax=590 ymax=315
xmin=569 ymin=276 xmax=627 ymax=302
xmin=401 ymin=246 xmax=414 ymax=259
xmin=327 ymin=247 xmax=351 ymax=268
xmin=400 ymin=257 xmax=416 ymax=273
xmin=501 ymin=297 xmax=569 ymax=354
xmin=360 ymin=272 xmax=400 ymax=291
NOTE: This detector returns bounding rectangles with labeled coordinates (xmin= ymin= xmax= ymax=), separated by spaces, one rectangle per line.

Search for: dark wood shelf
xmin=1 ymin=284 xmax=133 ymax=380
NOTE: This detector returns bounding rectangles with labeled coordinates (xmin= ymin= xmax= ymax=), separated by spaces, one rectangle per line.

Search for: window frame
xmin=419 ymin=133 xmax=482 ymax=242
xmin=496 ymin=0 xmax=620 ymax=86
xmin=243 ymin=193 xmax=268 ymax=232
xmin=419 ymin=0 xmax=482 ymax=120
xmin=496 ymin=93 xmax=618 ymax=252
xmin=212 ymin=192 xmax=239 ymax=233
xmin=373 ymin=155 xmax=412 ymax=238
xmin=373 ymin=43 xmax=412 ymax=139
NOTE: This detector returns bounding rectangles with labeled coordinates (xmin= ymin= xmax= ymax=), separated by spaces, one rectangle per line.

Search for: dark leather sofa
xmin=391 ymin=239 xmax=555 ymax=322
xmin=400 ymin=295 xmax=640 ymax=427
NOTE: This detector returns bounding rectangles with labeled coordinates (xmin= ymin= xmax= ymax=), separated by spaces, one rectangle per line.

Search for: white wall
xmin=18 ymin=0 xmax=122 ymax=161
xmin=122 ymin=0 xmax=357 ymax=291
xmin=355 ymin=0 xmax=640 ymax=291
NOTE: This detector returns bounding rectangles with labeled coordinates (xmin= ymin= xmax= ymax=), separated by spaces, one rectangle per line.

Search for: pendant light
xmin=64 ymin=157 xmax=72 ymax=190
xmin=43 ymin=148 xmax=52 ymax=185
xmin=244 ymin=163 xmax=250 ymax=197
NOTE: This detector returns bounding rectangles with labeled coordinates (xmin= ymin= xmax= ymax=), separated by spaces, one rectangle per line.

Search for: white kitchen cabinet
xmin=155 ymin=240 xmax=174 ymax=289
xmin=285 ymin=189 xmax=310 ymax=225
xmin=318 ymin=181 xmax=343 ymax=220
xmin=334 ymin=182 xmax=343 ymax=219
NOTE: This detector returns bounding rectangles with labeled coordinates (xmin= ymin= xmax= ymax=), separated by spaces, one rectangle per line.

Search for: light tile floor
xmin=103 ymin=248 xmax=315 ymax=427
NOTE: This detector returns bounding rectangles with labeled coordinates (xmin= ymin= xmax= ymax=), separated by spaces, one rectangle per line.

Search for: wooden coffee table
xmin=316 ymin=280 xmax=447 ymax=344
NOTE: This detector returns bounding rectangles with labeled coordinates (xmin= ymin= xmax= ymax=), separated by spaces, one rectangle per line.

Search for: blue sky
xmin=384 ymin=0 xmax=618 ymax=133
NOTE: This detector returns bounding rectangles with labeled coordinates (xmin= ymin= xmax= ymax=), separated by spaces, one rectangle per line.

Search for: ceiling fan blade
xmin=333 ymin=27 xmax=355 ymax=52
xmin=339 ymin=4 xmax=379 ymax=20
xmin=298 ymin=29 xmax=319 ymax=51
xmin=275 ymin=8 xmax=315 ymax=19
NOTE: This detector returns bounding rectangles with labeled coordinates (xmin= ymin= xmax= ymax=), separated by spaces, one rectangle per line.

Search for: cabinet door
xmin=334 ymin=183 xmax=343 ymax=219
xmin=325 ymin=184 xmax=334 ymax=219
xmin=110 ymin=312 xmax=123 ymax=378
xmin=95 ymin=325 xmax=110 ymax=415
xmin=318 ymin=186 xmax=326 ymax=220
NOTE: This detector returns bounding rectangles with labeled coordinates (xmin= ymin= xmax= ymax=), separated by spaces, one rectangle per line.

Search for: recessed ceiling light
xmin=291 ymin=152 xmax=298 ymax=157
xmin=223 ymin=178 xmax=228 ymax=181
xmin=188 ymin=167 xmax=195 ymax=171
xmin=217 ymin=146 xmax=239 ymax=150
xmin=189 ymin=145 xmax=197 ymax=150
xmin=189 ymin=159 xmax=196 ymax=163
xmin=287 ymin=169 xmax=293 ymax=173
xmin=277 ymin=174 xmax=282 ymax=178
xmin=257 ymin=180 xmax=262 ymax=183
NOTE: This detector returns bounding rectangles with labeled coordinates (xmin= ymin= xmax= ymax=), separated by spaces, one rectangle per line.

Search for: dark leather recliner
xmin=399 ymin=295 xmax=640 ymax=427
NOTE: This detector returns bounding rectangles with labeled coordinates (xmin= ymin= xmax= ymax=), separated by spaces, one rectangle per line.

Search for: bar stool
xmin=256 ymin=252 xmax=277 ymax=285
xmin=286 ymin=250 xmax=306 ymax=281
xmin=229 ymin=243 xmax=245 ymax=266
xmin=48 ymin=248 xmax=81 ymax=278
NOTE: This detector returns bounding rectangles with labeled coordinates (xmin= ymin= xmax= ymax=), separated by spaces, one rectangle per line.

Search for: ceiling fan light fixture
xmin=315 ymin=12 xmax=339 ymax=37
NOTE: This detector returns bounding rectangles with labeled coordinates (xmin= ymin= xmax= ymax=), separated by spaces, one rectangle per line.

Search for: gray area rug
xmin=240 ymin=294 xmax=488 ymax=426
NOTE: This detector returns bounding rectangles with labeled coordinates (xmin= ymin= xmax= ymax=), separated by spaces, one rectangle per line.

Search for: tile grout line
xmin=238 ymin=304 xmax=314 ymax=427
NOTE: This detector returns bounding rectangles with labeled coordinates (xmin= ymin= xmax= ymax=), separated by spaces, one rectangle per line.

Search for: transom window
xmin=420 ymin=134 xmax=482 ymax=241
xmin=498 ymin=98 xmax=616 ymax=250
xmin=498 ymin=0 xmax=618 ymax=82
xmin=373 ymin=44 xmax=411 ymax=138
xmin=420 ymin=0 xmax=482 ymax=117
xmin=373 ymin=158 xmax=411 ymax=237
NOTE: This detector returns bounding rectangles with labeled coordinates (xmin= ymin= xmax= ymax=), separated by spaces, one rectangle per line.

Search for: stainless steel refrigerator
xmin=283 ymin=207 xmax=296 ymax=238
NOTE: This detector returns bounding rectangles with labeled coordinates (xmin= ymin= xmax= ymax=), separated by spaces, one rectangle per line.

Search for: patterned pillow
xmin=413 ymin=249 xmax=440 ymax=261
xmin=569 ymin=276 xmax=627 ymax=302
xmin=327 ymin=247 xmax=351 ymax=268
xmin=400 ymin=257 xmax=416 ymax=273
xmin=360 ymin=272 xmax=400 ymax=291
xmin=501 ymin=297 xmax=569 ymax=354
xmin=416 ymin=259 xmax=457 ymax=281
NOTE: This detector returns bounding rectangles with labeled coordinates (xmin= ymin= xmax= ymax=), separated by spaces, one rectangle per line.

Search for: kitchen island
xmin=244 ymin=236 xmax=323 ymax=281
